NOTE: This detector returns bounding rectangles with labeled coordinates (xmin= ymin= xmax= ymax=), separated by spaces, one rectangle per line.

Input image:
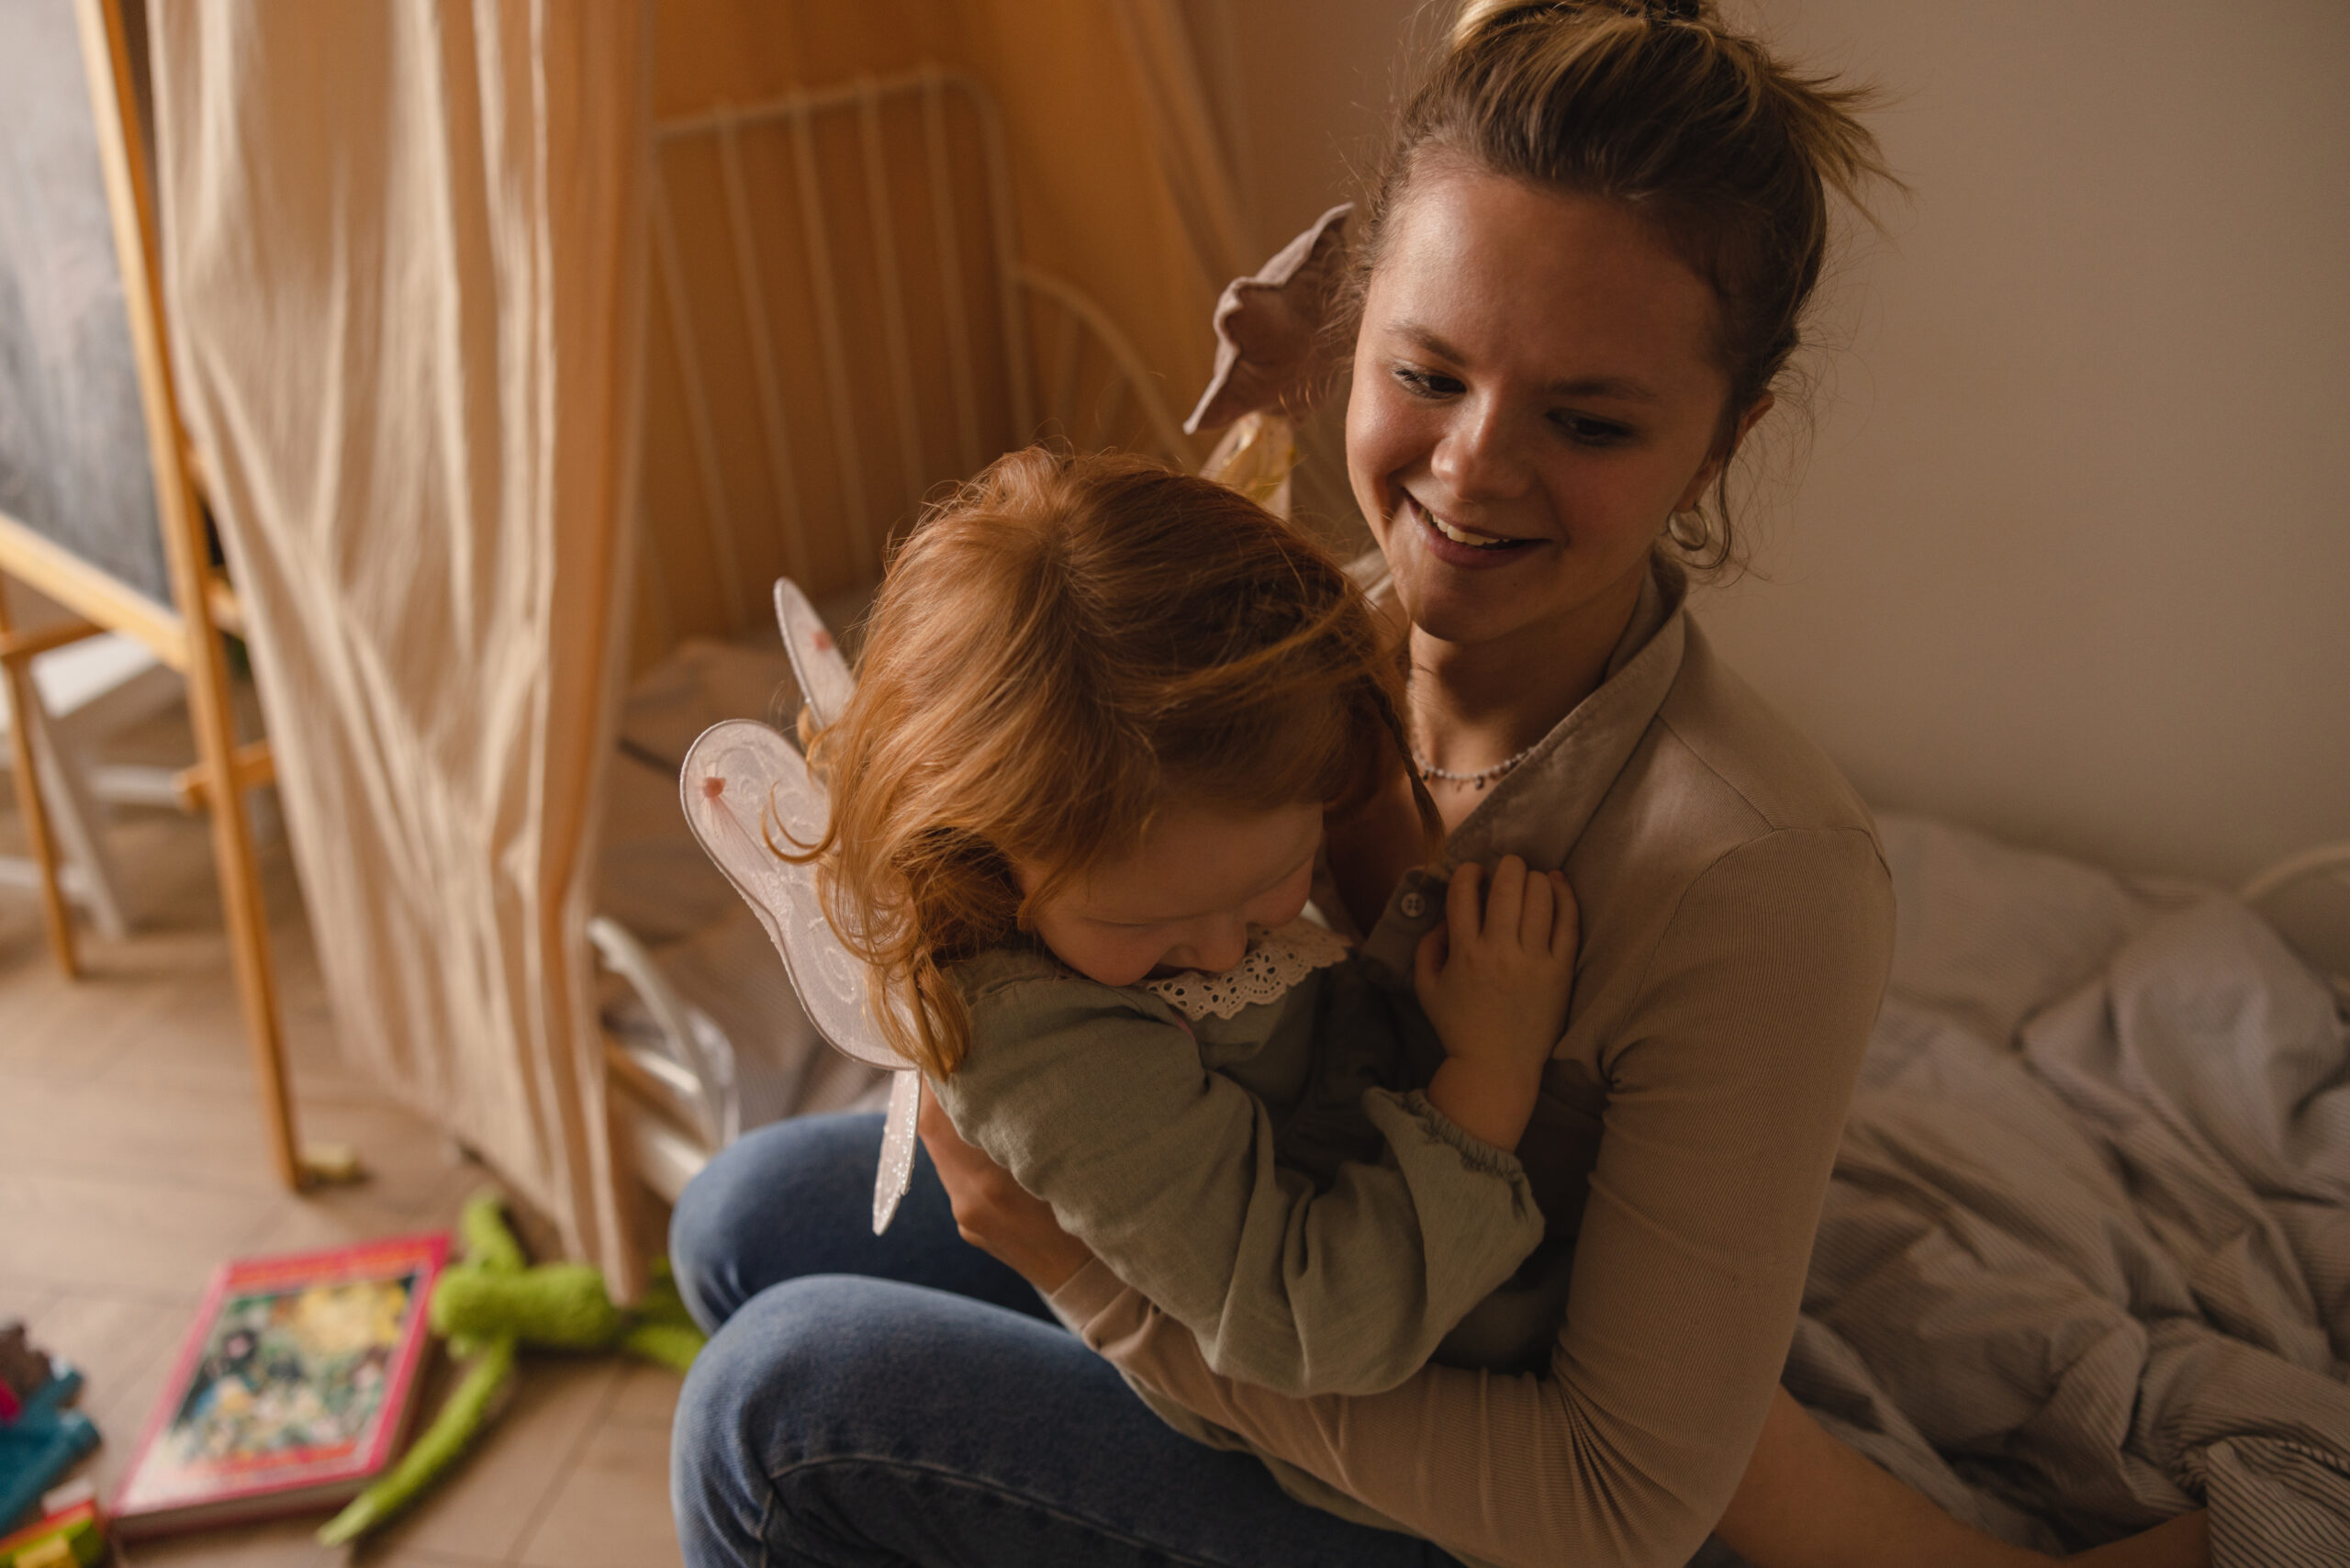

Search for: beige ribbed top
xmin=1047 ymin=566 xmax=1897 ymax=1568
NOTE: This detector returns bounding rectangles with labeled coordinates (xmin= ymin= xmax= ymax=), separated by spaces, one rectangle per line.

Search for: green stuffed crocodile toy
xmin=317 ymin=1190 xmax=705 ymax=1546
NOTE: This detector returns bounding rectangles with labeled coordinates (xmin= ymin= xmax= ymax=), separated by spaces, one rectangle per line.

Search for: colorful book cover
xmin=112 ymin=1233 xmax=447 ymax=1536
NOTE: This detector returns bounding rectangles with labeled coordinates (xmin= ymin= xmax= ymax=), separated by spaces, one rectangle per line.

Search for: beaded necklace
xmin=1410 ymin=738 xmax=1541 ymax=791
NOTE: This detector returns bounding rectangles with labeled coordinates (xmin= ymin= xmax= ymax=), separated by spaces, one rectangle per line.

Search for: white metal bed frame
xmin=610 ymin=68 xmax=1199 ymax=1194
xmin=640 ymin=65 xmax=1192 ymax=644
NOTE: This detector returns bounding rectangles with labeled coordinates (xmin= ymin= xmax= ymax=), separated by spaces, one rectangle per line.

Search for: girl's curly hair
xmin=787 ymin=446 xmax=1425 ymax=1078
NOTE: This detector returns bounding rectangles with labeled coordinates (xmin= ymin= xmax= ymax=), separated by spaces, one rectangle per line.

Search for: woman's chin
xmin=1393 ymin=553 xmax=1557 ymax=650
xmin=1393 ymin=532 xmax=1655 ymax=657
xmin=1400 ymin=590 xmax=1532 ymax=651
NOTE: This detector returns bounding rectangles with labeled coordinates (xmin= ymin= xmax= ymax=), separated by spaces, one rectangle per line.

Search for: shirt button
xmin=1398 ymin=891 xmax=1427 ymax=919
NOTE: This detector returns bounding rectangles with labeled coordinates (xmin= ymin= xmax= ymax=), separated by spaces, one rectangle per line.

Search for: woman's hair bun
xmin=1451 ymin=0 xmax=1714 ymax=50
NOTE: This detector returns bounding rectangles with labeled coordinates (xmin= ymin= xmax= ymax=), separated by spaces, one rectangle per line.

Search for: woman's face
xmin=1348 ymin=166 xmax=1747 ymax=652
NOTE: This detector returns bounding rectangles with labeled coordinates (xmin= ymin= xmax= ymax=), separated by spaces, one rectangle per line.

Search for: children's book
xmin=111 ymin=1234 xmax=448 ymax=1539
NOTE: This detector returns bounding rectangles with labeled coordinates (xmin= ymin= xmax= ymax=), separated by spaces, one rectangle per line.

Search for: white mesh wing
xmin=679 ymin=720 xmax=905 ymax=1072
xmin=774 ymin=578 xmax=856 ymax=730
xmin=877 ymin=1070 xmax=923 ymax=1233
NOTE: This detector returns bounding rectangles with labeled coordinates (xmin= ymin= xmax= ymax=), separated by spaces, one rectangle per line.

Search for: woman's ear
xmin=1673 ymin=392 xmax=1776 ymax=513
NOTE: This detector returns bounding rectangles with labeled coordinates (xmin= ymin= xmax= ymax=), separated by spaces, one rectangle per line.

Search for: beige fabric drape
xmin=151 ymin=0 xmax=653 ymax=1282
xmin=1107 ymin=0 xmax=1259 ymax=299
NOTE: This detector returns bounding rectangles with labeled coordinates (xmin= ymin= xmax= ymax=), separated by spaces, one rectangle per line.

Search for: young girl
xmin=794 ymin=444 xmax=1577 ymax=1395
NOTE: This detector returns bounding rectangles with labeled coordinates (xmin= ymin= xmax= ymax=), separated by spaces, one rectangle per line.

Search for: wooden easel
xmin=0 ymin=0 xmax=321 ymax=1191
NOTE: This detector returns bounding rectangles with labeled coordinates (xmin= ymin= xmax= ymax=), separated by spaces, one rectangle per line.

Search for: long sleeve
xmin=933 ymin=960 xmax=1546 ymax=1396
xmin=1052 ymin=829 xmax=1896 ymax=1568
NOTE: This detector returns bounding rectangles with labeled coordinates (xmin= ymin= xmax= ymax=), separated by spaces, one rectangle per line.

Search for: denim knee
xmin=672 ymin=1273 xmax=953 ymax=1567
xmin=670 ymin=1282 xmax=811 ymax=1564
xmin=668 ymin=1113 xmax=884 ymax=1331
xmin=667 ymin=1148 xmax=744 ymax=1333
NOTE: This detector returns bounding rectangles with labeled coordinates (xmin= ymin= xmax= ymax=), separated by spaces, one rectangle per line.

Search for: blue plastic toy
xmin=0 ymin=1361 xmax=98 ymax=1534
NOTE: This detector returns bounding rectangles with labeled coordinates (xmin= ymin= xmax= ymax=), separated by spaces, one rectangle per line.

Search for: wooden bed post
xmin=43 ymin=0 xmax=307 ymax=1191
xmin=0 ymin=595 xmax=88 ymax=978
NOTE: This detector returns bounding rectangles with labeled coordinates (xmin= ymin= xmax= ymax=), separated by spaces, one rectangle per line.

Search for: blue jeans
xmin=669 ymin=1112 xmax=1457 ymax=1567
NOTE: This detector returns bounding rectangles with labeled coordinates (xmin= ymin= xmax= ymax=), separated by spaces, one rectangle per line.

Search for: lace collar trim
xmin=1142 ymin=916 xmax=1351 ymax=1021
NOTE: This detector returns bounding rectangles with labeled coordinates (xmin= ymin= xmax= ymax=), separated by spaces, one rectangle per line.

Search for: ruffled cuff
xmin=1368 ymin=1087 xmax=1529 ymax=1182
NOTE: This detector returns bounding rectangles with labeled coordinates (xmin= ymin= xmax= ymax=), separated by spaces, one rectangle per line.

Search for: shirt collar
xmin=1352 ymin=556 xmax=1689 ymax=972
xmin=1440 ymin=561 xmax=1685 ymax=869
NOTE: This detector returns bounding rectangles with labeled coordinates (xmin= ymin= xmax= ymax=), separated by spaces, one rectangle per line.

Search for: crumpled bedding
xmin=1706 ymin=814 xmax=2350 ymax=1564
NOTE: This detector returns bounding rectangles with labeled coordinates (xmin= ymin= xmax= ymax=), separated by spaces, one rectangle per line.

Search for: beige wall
xmin=1686 ymin=0 xmax=2350 ymax=885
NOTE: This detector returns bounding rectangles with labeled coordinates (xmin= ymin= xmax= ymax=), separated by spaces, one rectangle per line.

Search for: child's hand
xmin=1412 ymin=857 xmax=1578 ymax=1152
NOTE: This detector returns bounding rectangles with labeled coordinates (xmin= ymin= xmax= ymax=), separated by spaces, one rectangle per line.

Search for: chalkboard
xmin=0 ymin=0 xmax=172 ymax=609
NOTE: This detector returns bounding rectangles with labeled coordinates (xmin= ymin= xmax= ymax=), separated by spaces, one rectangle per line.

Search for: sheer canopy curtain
xmin=1107 ymin=0 xmax=1259 ymax=298
xmin=151 ymin=0 xmax=654 ymax=1282
xmin=144 ymin=0 xmax=1250 ymax=1279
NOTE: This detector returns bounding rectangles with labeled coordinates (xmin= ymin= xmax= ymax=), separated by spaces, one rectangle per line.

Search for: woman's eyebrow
xmin=1390 ymin=322 xmax=1662 ymax=403
xmin=1393 ymin=321 xmax=1465 ymax=363
xmin=1546 ymin=374 xmax=1662 ymax=404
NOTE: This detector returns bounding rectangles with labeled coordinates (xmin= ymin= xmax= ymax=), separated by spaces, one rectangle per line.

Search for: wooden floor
xmin=0 ymin=798 xmax=685 ymax=1566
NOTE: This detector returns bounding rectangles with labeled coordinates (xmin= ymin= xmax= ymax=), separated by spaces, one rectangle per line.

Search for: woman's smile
xmin=1406 ymin=493 xmax=1547 ymax=566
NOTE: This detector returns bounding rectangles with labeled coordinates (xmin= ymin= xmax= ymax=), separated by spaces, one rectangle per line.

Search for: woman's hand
xmin=1414 ymin=856 xmax=1578 ymax=1151
xmin=917 ymin=1091 xmax=1096 ymax=1294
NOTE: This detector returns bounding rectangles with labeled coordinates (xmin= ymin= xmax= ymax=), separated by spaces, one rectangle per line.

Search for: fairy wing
xmin=774 ymin=578 xmax=856 ymax=730
xmin=678 ymin=719 xmax=923 ymax=1231
xmin=877 ymin=1070 xmax=923 ymax=1235
xmin=679 ymin=720 xmax=901 ymax=1070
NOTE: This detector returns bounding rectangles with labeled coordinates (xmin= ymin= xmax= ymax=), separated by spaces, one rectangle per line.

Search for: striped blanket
xmin=1730 ymin=817 xmax=2350 ymax=1563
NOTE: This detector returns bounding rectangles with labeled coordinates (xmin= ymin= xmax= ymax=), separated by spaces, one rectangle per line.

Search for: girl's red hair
xmin=789 ymin=447 xmax=1420 ymax=1077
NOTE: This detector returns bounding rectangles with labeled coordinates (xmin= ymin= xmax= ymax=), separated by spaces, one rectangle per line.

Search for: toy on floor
xmin=0 ymin=1480 xmax=106 ymax=1567
xmin=316 ymin=1190 xmax=705 ymax=1546
xmin=0 ymin=1325 xmax=98 ymax=1540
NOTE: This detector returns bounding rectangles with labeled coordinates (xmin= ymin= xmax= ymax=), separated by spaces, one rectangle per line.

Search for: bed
xmin=1719 ymin=813 xmax=2350 ymax=1563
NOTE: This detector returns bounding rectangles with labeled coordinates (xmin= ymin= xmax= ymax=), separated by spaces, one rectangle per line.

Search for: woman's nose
xmin=1430 ymin=399 xmax=1528 ymax=503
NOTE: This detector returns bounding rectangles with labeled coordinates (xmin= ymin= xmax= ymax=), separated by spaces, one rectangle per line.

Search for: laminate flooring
xmin=0 ymin=789 xmax=685 ymax=1567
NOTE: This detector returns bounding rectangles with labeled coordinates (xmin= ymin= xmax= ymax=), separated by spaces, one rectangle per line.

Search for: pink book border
xmin=110 ymin=1231 xmax=451 ymax=1521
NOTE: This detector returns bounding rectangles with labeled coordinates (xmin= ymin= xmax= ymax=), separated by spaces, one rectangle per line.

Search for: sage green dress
xmin=930 ymin=916 xmax=1547 ymax=1399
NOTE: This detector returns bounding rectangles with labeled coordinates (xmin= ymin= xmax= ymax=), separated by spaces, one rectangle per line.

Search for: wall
xmin=1687 ymin=0 xmax=2350 ymax=886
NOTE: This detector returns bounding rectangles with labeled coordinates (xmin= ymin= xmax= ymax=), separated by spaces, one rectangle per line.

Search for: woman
xmin=669 ymin=4 xmax=2207 ymax=1564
